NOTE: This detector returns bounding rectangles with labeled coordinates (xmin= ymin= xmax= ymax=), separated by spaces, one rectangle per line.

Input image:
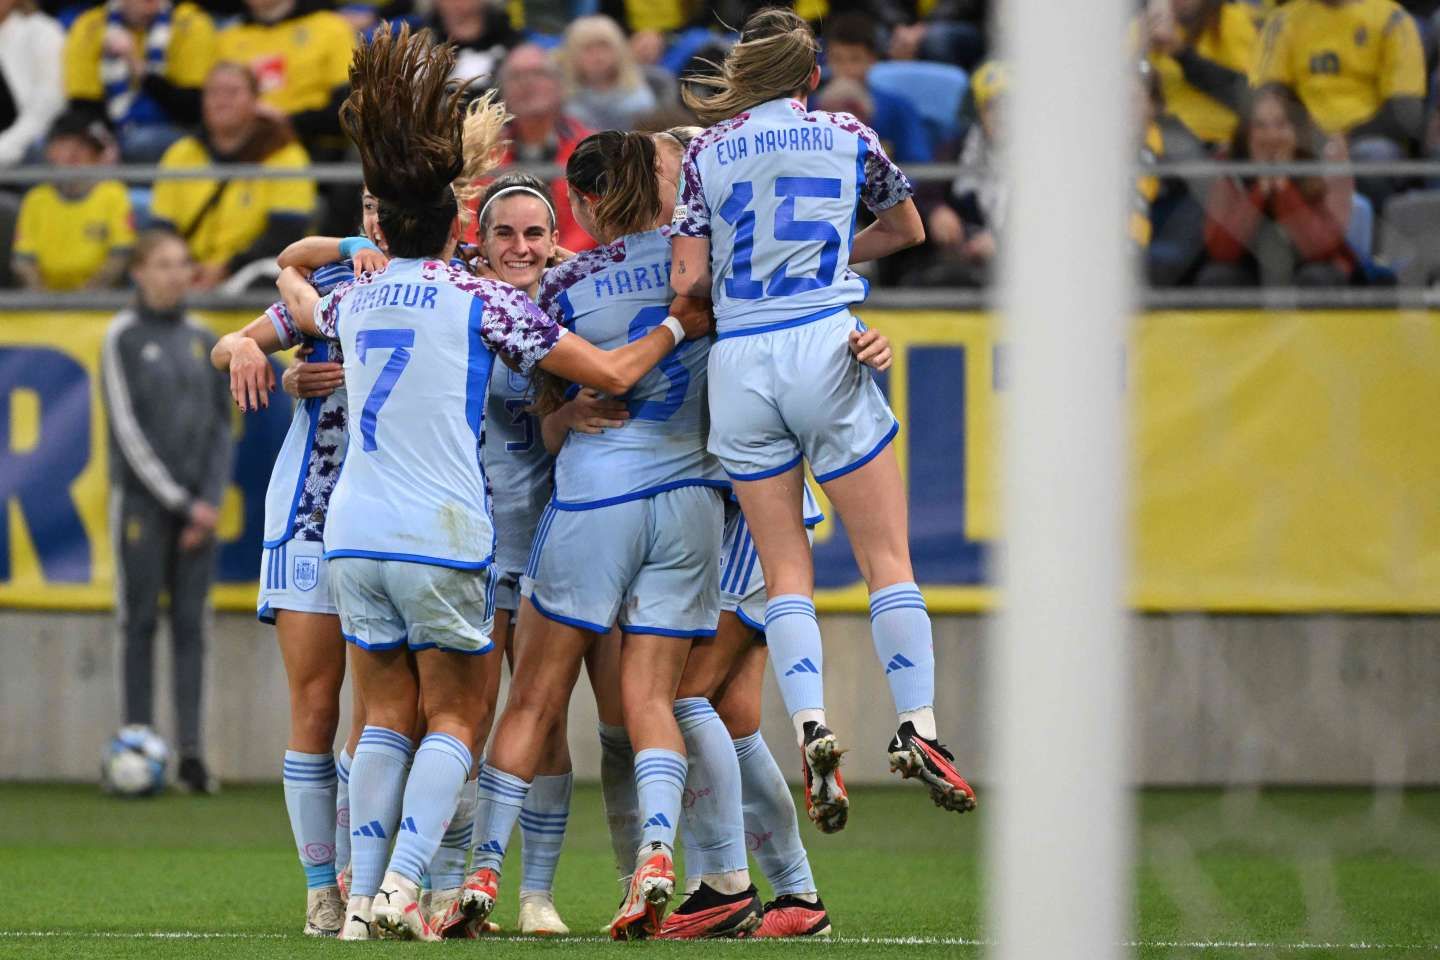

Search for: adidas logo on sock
xmin=476 ymin=839 xmax=505 ymax=855
xmin=643 ymin=812 xmax=672 ymax=829
xmin=785 ymin=657 xmax=820 ymax=677
xmin=885 ymin=653 xmax=916 ymax=674
xmin=351 ymin=819 xmax=387 ymax=839
xmin=399 ymin=816 xmax=418 ymax=834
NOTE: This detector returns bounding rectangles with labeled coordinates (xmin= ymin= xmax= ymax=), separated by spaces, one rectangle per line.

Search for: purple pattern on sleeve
xmin=674 ymin=113 xmax=750 ymax=239
xmin=431 ymin=259 xmax=564 ymax=374
xmin=266 ymin=302 xmax=300 ymax=349
xmin=535 ymin=240 xmax=627 ymax=326
xmin=819 ymin=110 xmax=914 ymax=213
xmin=312 ymin=277 xmax=354 ymax=340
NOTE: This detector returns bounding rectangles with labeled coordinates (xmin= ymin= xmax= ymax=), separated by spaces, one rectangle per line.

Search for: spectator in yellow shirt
xmin=1143 ymin=0 xmax=1260 ymax=150
xmin=1256 ymin=0 xmax=1424 ymax=205
xmin=63 ymin=0 xmax=216 ymax=161
xmin=215 ymin=0 xmax=355 ymax=154
xmin=12 ymin=111 xmax=135 ymax=291
xmin=150 ymin=62 xmax=314 ymax=289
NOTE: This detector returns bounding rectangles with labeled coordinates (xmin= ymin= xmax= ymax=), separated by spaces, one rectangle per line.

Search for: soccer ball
xmin=101 ymin=725 xmax=170 ymax=796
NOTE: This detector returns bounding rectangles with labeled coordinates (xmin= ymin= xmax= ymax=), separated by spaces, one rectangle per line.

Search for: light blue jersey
xmin=482 ymin=362 xmax=553 ymax=576
xmin=260 ymin=260 xmax=354 ymax=547
xmin=535 ymin=225 xmax=724 ymax=508
xmin=675 ymin=97 xmax=913 ymax=339
xmin=313 ymin=258 xmax=564 ymax=569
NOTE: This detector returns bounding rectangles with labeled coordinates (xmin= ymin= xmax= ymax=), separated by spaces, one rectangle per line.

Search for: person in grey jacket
xmin=101 ymin=228 xmax=233 ymax=794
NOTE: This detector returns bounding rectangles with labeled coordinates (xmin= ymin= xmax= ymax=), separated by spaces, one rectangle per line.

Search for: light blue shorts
xmin=718 ymin=500 xmax=815 ymax=635
xmin=257 ymin=539 xmax=337 ymax=624
xmin=707 ymin=310 xmax=899 ymax=483
xmin=493 ymin=569 xmax=523 ymax=614
xmin=328 ymin=557 xmax=496 ymax=655
xmin=528 ymin=485 xmax=724 ymax=638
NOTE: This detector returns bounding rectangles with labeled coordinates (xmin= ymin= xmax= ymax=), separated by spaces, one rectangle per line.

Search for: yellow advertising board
xmin=1 ymin=309 xmax=1436 ymax=613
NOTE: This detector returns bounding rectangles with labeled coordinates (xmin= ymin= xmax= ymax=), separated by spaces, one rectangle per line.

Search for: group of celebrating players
xmin=210 ymin=7 xmax=975 ymax=942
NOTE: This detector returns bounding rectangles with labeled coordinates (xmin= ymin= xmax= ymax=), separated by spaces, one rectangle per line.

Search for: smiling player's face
xmin=482 ymin=195 xmax=556 ymax=296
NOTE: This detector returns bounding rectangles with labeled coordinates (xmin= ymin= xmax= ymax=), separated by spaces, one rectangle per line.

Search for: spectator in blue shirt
xmin=821 ymin=12 xmax=934 ymax=163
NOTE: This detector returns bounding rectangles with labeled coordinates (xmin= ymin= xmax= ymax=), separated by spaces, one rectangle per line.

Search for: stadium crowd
xmin=8 ymin=0 xmax=1440 ymax=291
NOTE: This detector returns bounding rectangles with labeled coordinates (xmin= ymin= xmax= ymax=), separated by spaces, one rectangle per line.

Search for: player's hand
xmin=669 ymin=294 xmax=714 ymax=340
xmin=566 ymin=388 xmax=630 ymax=434
xmin=178 ymin=522 xmax=210 ymax=552
xmin=229 ymin=337 xmax=274 ymax=411
xmin=283 ymin=360 xmax=344 ymax=399
xmin=187 ymin=500 xmax=218 ymax=534
xmin=352 ymin=246 xmax=388 ymax=276
xmin=849 ymin=328 xmax=893 ymax=372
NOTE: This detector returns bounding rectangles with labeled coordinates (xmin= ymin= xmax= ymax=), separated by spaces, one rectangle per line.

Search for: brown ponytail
xmin=682 ymin=8 xmax=818 ymax=126
xmin=565 ymin=130 xmax=662 ymax=240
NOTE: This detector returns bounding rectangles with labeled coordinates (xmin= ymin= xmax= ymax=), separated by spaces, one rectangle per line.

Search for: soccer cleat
xmin=371 ymin=872 xmax=439 ymax=941
xmin=440 ymin=866 xmax=500 ymax=938
xmin=756 ymin=894 xmax=833 ymax=938
xmin=609 ymin=842 xmax=675 ymax=940
xmin=518 ymin=890 xmax=570 ymax=936
xmin=887 ymin=721 xmax=977 ymax=813
xmin=800 ymin=722 xmax=849 ymax=833
xmin=336 ymin=863 xmax=352 ymax=902
xmin=655 ymin=883 xmax=762 ymax=939
xmin=303 ymin=885 xmax=344 ymax=937
xmin=339 ymin=895 xmax=374 ymax=941
xmin=426 ymin=886 xmax=457 ymax=933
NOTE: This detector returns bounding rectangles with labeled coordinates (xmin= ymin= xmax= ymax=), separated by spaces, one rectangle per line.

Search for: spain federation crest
xmin=293 ymin=556 xmax=320 ymax=593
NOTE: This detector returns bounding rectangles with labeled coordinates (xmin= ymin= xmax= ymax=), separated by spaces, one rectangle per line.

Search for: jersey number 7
xmin=354 ymin=328 xmax=415 ymax=452
xmin=719 ymin=177 xmax=843 ymax=300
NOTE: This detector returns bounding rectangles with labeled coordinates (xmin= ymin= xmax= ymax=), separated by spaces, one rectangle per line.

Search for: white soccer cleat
xmin=426 ymin=886 xmax=459 ymax=932
xmin=339 ymin=895 xmax=374 ymax=941
xmin=304 ymin=885 xmax=344 ymax=937
xmin=518 ymin=890 xmax=570 ymax=936
xmin=372 ymin=872 xmax=439 ymax=941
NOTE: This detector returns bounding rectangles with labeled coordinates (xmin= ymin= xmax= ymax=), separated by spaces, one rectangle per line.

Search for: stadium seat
xmin=868 ymin=61 xmax=969 ymax=146
xmin=1346 ymin=192 xmax=1374 ymax=262
xmin=1377 ymin=189 xmax=1440 ymax=285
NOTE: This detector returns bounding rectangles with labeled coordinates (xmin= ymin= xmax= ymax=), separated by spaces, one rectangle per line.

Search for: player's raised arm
xmin=539 ymin=295 xmax=709 ymax=396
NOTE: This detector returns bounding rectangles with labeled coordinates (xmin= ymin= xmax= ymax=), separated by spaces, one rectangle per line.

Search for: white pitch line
xmin=2 ymin=931 xmax=1439 ymax=950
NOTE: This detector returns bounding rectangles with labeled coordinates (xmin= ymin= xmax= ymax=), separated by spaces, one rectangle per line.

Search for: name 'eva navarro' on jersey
xmin=716 ymin=125 xmax=837 ymax=166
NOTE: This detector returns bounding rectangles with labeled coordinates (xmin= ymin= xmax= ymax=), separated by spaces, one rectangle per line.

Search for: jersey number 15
xmin=719 ymin=176 xmax=843 ymax=300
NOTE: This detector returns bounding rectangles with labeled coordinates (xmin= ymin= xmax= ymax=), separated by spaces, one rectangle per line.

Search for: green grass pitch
xmin=2 ymin=784 xmax=1439 ymax=959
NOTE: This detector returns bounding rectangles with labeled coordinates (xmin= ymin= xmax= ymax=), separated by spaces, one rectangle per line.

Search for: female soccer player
xmin=465 ymin=173 xmax=580 ymax=936
xmin=208 ymin=193 xmax=389 ymax=938
xmin=669 ymin=8 xmax=976 ymax=829
xmin=451 ymin=129 xmax=766 ymax=941
xmin=263 ymin=24 xmax=708 ymax=941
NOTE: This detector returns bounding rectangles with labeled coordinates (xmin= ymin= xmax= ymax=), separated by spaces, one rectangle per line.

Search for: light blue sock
xmin=428 ymin=776 xmax=477 ymax=890
xmin=869 ymin=582 xmax=936 ymax=714
xmin=598 ymin=724 xmax=641 ymax=878
xmin=335 ymin=748 xmax=352 ymax=873
xmin=673 ymin=698 xmax=746 ymax=875
xmin=349 ymin=727 xmax=414 ymax=897
xmin=519 ymin=772 xmax=572 ymax=893
xmin=764 ymin=595 xmax=825 ymax=718
xmin=471 ymin=763 xmax=530 ymax=873
xmin=634 ymin=748 xmax=686 ymax=850
xmin=735 ymin=732 xmax=816 ymax=896
xmin=282 ymin=751 xmax=338 ymax=889
xmin=387 ymin=733 xmax=472 ymax=886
